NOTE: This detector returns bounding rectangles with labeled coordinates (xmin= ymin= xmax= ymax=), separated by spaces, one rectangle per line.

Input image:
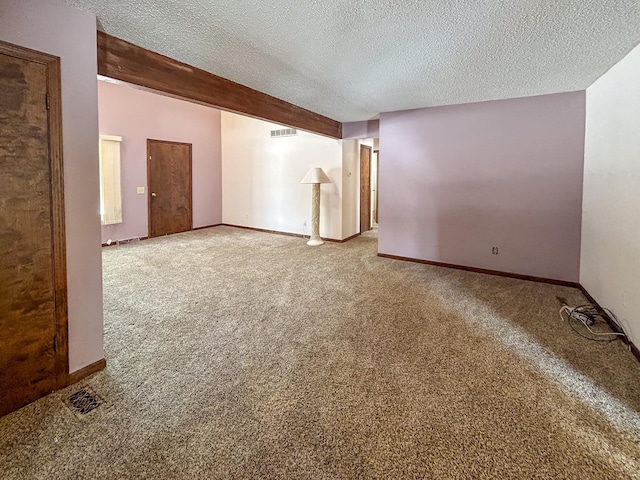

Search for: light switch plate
xmin=136 ymin=187 xmax=145 ymax=194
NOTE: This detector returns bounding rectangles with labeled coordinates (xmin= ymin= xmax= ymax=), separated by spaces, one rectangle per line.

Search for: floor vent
xmin=65 ymin=387 xmax=103 ymax=418
xmin=116 ymin=237 xmax=140 ymax=245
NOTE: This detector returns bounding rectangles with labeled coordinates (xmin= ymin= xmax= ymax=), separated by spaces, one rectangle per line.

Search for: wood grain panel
xmin=221 ymin=224 xmax=357 ymax=243
xmin=148 ymin=140 xmax=193 ymax=237
xmin=377 ymin=253 xmax=580 ymax=288
xmin=97 ymin=31 xmax=342 ymax=139
xmin=67 ymin=358 xmax=106 ymax=386
xmin=0 ymin=41 xmax=67 ymax=417
xmin=360 ymin=145 xmax=372 ymax=233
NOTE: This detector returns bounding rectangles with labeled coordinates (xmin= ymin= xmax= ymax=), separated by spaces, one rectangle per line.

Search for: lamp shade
xmin=300 ymin=167 xmax=331 ymax=184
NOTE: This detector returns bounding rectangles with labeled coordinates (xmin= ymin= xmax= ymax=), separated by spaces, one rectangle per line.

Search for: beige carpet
xmin=1 ymin=226 xmax=640 ymax=479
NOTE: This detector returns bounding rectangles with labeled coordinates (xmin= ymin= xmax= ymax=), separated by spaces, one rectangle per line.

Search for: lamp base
xmin=307 ymin=238 xmax=324 ymax=246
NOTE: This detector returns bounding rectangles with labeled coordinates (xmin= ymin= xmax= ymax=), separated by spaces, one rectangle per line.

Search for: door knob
xmin=151 ymin=192 xmax=157 ymax=197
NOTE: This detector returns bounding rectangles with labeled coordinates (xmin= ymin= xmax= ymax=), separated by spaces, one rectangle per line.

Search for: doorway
xmin=147 ymin=139 xmax=193 ymax=238
xmin=0 ymin=41 xmax=68 ymax=416
xmin=360 ymin=144 xmax=372 ymax=233
xmin=372 ymin=149 xmax=379 ymax=226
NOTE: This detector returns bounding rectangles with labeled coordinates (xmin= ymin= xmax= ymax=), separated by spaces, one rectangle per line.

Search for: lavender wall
xmin=0 ymin=0 xmax=104 ymax=372
xmin=342 ymin=120 xmax=380 ymax=139
xmin=98 ymin=81 xmax=222 ymax=242
xmin=379 ymin=92 xmax=586 ymax=282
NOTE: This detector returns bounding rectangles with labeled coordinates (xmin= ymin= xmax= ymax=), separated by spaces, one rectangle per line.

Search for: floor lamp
xmin=301 ymin=167 xmax=331 ymax=246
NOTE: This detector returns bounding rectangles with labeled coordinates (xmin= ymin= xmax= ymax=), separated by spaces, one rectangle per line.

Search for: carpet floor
xmin=1 ymin=226 xmax=640 ymax=479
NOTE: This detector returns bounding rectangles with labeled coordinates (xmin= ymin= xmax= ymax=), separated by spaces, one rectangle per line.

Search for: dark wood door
xmin=147 ymin=140 xmax=193 ymax=238
xmin=373 ymin=150 xmax=379 ymax=224
xmin=0 ymin=42 xmax=68 ymax=417
xmin=360 ymin=145 xmax=372 ymax=233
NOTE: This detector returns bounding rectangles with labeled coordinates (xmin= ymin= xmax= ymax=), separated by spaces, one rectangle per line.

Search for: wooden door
xmin=373 ymin=150 xmax=379 ymax=224
xmin=0 ymin=42 xmax=68 ymax=417
xmin=147 ymin=140 xmax=193 ymax=238
xmin=360 ymin=145 xmax=372 ymax=233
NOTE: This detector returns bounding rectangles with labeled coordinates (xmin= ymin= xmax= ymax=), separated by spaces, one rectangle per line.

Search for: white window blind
xmin=99 ymin=134 xmax=123 ymax=225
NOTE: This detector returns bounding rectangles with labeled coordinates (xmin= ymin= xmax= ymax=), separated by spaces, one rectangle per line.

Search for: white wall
xmin=222 ymin=112 xmax=344 ymax=240
xmin=342 ymin=140 xmax=359 ymax=238
xmin=582 ymin=43 xmax=640 ymax=346
xmin=0 ymin=0 xmax=104 ymax=372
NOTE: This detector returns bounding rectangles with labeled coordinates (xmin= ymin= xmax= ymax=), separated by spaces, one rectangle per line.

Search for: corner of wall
xmin=0 ymin=0 xmax=105 ymax=373
xmin=581 ymin=41 xmax=640 ymax=347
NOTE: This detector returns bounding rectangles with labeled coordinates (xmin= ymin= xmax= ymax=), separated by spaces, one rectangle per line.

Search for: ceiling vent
xmin=270 ymin=128 xmax=297 ymax=138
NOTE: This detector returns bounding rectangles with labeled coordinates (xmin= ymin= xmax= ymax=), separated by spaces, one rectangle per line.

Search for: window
xmin=98 ymin=135 xmax=123 ymax=225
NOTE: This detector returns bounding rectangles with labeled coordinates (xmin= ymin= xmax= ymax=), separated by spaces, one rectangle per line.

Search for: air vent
xmin=270 ymin=128 xmax=297 ymax=138
xmin=116 ymin=237 xmax=141 ymax=245
xmin=64 ymin=387 xmax=103 ymax=419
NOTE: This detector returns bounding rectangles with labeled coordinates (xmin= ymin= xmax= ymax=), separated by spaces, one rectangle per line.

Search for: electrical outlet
xmin=492 ymin=247 xmax=499 ymax=255
xmin=245 ymin=212 xmax=249 ymax=220
xmin=303 ymin=220 xmax=307 ymax=227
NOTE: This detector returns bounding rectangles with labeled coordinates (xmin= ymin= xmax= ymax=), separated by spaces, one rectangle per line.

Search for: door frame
xmin=0 ymin=40 xmax=69 ymax=388
xmin=146 ymin=139 xmax=193 ymax=238
xmin=359 ymin=144 xmax=372 ymax=234
xmin=373 ymin=149 xmax=379 ymax=225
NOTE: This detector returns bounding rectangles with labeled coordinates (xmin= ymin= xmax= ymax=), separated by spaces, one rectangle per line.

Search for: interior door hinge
xmin=46 ymin=93 xmax=50 ymax=110
xmin=53 ymin=335 xmax=57 ymax=352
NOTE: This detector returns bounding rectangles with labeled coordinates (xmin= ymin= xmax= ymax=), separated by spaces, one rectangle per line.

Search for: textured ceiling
xmin=64 ymin=0 xmax=640 ymax=122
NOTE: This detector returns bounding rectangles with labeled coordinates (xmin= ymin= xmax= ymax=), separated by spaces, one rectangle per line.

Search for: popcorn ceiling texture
xmin=63 ymin=0 xmax=640 ymax=121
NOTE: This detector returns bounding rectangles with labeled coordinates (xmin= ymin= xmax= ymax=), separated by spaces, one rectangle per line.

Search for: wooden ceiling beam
xmin=97 ymin=31 xmax=342 ymax=139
